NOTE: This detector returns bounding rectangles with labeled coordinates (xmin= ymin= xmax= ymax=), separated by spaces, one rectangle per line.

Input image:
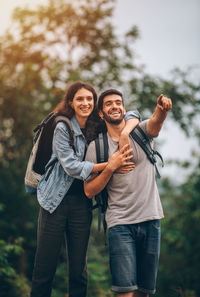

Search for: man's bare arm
xmin=84 ymin=145 xmax=134 ymax=198
xmin=148 ymin=94 xmax=172 ymax=137
xmin=119 ymin=118 xmax=139 ymax=149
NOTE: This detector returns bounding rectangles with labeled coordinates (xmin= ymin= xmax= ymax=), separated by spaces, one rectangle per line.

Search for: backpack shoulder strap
xmin=130 ymin=125 xmax=164 ymax=178
xmin=53 ymin=115 xmax=72 ymax=129
xmin=53 ymin=115 xmax=75 ymax=150
xmin=95 ymin=132 xmax=109 ymax=163
xmin=94 ymin=132 xmax=109 ymax=242
xmin=33 ymin=112 xmax=55 ymax=133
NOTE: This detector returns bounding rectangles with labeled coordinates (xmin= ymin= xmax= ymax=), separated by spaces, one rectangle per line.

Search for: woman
xmin=30 ymin=81 xmax=139 ymax=297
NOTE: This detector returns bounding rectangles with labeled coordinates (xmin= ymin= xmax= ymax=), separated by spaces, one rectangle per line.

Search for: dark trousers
xmin=30 ymin=194 xmax=92 ymax=297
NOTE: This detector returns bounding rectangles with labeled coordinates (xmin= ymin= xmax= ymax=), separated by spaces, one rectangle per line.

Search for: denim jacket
xmin=37 ymin=110 xmax=140 ymax=213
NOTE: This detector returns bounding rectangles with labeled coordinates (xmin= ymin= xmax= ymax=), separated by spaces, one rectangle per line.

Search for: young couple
xmin=30 ymin=81 xmax=172 ymax=297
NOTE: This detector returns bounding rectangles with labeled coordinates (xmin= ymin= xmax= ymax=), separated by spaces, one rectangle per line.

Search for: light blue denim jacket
xmin=37 ymin=111 xmax=140 ymax=213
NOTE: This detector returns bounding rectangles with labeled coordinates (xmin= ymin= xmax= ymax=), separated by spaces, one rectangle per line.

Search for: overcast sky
xmin=115 ymin=0 xmax=200 ymax=78
xmin=0 ymin=0 xmax=199 ymax=181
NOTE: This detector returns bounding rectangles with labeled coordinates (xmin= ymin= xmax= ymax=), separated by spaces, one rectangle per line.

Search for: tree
xmin=0 ymin=239 xmax=30 ymax=297
xmin=157 ymin=158 xmax=200 ymax=297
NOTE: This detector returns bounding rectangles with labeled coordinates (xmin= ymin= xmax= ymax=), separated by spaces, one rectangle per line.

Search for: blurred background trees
xmin=0 ymin=0 xmax=199 ymax=296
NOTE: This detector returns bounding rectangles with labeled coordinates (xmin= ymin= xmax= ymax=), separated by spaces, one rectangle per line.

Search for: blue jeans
xmin=108 ymin=220 xmax=161 ymax=294
xmin=31 ymin=193 xmax=92 ymax=297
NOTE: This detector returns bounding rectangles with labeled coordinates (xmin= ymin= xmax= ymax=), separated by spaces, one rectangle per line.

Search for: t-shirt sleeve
xmin=139 ymin=120 xmax=154 ymax=141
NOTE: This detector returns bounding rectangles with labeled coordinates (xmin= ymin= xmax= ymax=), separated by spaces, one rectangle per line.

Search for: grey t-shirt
xmin=85 ymin=120 xmax=164 ymax=228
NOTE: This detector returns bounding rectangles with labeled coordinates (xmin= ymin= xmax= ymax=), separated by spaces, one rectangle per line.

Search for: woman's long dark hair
xmin=54 ymin=81 xmax=104 ymax=143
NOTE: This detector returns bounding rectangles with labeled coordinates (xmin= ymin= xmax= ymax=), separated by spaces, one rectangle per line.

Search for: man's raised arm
xmin=148 ymin=94 xmax=172 ymax=137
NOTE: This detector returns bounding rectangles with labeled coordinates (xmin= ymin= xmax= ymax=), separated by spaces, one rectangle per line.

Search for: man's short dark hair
xmin=98 ymin=89 xmax=124 ymax=111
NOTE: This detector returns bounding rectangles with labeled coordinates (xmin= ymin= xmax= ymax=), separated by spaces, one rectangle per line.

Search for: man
xmin=84 ymin=89 xmax=172 ymax=297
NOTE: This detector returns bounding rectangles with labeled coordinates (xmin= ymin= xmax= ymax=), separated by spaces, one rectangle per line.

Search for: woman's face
xmin=70 ymin=88 xmax=94 ymax=120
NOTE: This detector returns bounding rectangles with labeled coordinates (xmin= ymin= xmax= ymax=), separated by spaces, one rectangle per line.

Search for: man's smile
xmin=109 ymin=110 xmax=122 ymax=116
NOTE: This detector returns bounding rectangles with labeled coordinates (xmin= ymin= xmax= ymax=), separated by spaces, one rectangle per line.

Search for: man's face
xmin=99 ymin=94 xmax=126 ymax=125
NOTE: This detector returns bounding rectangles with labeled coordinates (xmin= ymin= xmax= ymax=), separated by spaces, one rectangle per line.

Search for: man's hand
xmin=148 ymin=94 xmax=172 ymax=137
xmin=157 ymin=94 xmax=172 ymax=112
xmin=116 ymin=164 xmax=135 ymax=173
xmin=107 ymin=144 xmax=134 ymax=173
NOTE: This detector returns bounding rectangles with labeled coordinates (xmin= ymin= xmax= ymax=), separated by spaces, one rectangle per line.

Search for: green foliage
xmin=127 ymin=69 xmax=200 ymax=140
xmin=160 ymin=68 xmax=200 ymax=139
xmin=0 ymin=239 xmax=30 ymax=297
xmin=157 ymin=159 xmax=200 ymax=297
xmin=88 ymin=216 xmax=114 ymax=297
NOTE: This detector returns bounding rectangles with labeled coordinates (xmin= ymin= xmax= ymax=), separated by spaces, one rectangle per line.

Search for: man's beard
xmin=101 ymin=110 xmax=124 ymax=125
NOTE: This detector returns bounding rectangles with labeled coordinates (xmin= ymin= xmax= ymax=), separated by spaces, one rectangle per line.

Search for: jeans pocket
xmin=151 ymin=219 xmax=161 ymax=230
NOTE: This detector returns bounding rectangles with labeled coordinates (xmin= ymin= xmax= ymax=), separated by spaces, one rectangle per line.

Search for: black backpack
xmin=25 ymin=112 xmax=74 ymax=195
xmin=93 ymin=125 xmax=164 ymax=238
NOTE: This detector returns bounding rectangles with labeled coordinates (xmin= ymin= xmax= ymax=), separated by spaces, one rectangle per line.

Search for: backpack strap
xmin=130 ymin=125 xmax=164 ymax=178
xmin=33 ymin=112 xmax=55 ymax=133
xmin=53 ymin=115 xmax=75 ymax=151
xmin=94 ymin=132 xmax=109 ymax=244
xmin=95 ymin=132 xmax=109 ymax=163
